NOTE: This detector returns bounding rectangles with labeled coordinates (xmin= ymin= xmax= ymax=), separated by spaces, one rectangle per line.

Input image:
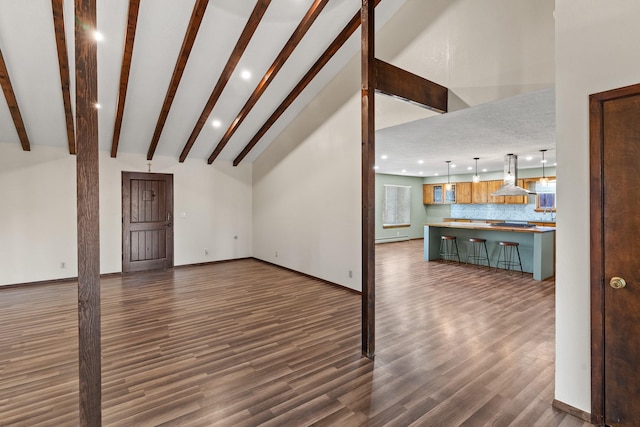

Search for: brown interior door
xmin=591 ymin=84 xmax=640 ymax=426
xmin=122 ymin=172 xmax=173 ymax=273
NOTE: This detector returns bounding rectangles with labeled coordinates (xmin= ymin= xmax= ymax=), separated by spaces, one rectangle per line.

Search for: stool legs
xmin=495 ymin=242 xmax=523 ymax=276
xmin=466 ymin=239 xmax=491 ymax=268
xmin=439 ymin=237 xmax=460 ymax=263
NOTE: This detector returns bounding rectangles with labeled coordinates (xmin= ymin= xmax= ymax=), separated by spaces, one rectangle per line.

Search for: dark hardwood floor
xmin=0 ymin=240 xmax=592 ymax=426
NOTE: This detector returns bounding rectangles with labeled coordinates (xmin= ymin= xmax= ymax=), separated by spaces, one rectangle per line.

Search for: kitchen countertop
xmin=427 ymin=222 xmax=556 ymax=233
xmin=443 ymin=217 xmax=556 ymax=225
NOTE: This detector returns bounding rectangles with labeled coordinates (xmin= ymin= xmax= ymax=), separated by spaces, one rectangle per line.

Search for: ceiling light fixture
xmin=93 ymin=31 xmax=104 ymax=42
xmin=380 ymin=154 xmax=388 ymax=160
xmin=505 ymin=154 xmax=514 ymax=184
xmin=241 ymin=70 xmax=251 ymax=80
xmin=472 ymin=157 xmax=480 ymax=183
xmin=445 ymin=160 xmax=452 ymax=190
xmin=212 ymin=119 xmax=221 ymax=128
xmin=539 ymin=149 xmax=549 ymax=186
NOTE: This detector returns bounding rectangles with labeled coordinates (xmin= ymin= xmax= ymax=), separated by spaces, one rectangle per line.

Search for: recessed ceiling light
xmin=373 ymin=165 xmax=379 ymax=170
xmin=419 ymin=171 xmax=423 ymax=175
xmin=402 ymin=169 xmax=406 ymax=173
xmin=482 ymin=168 xmax=487 ymax=172
xmin=467 ymin=166 xmax=472 ymax=170
xmin=93 ymin=31 xmax=104 ymax=42
xmin=434 ymin=173 xmax=439 ymax=176
xmin=241 ymin=70 xmax=251 ymax=80
xmin=212 ymin=120 xmax=221 ymax=128
xmin=380 ymin=154 xmax=388 ymax=160
xmin=94 ymin=103 xmax=101 ymax=109
xmin=526 ymin=156 xmax=533 ymax=161
xmin=418 ymin=160 xmax=424 ymax=164
xmin=451 ymin=164 xmax=456 ymax=168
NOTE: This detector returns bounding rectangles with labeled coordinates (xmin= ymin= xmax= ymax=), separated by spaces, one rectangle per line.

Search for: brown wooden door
xmin=591 ymin=84 xmax=640 ymax=426
xmin=122 ymin=172 xmax=173 ymax=272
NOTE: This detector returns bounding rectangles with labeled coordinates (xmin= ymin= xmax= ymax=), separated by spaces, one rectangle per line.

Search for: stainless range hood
xmin=491 ymin=154 xmax=535 ymax=196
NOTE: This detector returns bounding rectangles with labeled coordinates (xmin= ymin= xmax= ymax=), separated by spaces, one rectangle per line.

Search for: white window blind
xmin=383 ymin=185 xmax=411 ymax=227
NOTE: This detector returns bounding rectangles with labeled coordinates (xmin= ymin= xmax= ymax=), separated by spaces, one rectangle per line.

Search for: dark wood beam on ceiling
xmin=75 ymin=0 xmax=101 ymax=424
xmin=146 ymin=0 xmax=209 ymax=161
xmin=232 ymin=0 xmax=382 ymax=167
xmin=375 ymin=58 xmax=448 ymax=112
xmin=361 ymin=0 xmax=375 ymax=360
xmin=207 ymin=0 xmax=329 ymax=164
xmin=179 ymin=0 xmax=271 ymax=163
xmin=51 ymin=0 xmax=76 ymax=155
xmin=110 ymin=0 xmax=140 ymax=158
xmin=0 ymin=48 xmax=31 ymax=151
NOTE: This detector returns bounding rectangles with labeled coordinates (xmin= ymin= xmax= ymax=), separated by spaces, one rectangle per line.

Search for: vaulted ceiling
xmin=0 ymin=0 xmax=406 ymax=165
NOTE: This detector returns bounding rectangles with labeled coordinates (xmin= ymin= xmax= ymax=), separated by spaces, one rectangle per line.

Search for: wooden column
xmin=75 ymin=0 xmax=101 ymax=425
xmin=361 ymin=0 xmax=375 ymax=359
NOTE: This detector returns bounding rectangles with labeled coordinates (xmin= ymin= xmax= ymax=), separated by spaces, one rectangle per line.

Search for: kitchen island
xmin=424 ymin=222 xmax=556 ymax=280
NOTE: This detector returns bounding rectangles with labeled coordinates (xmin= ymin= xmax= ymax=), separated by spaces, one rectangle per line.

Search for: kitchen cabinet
xmin=471 ymin=181 xmax=488 ymax=204
xmin=423 ymin=184 xmax=443 ymax=204
xmin=424 ymin=179 xmax=532 ymax=205
xmin=487 ymin=180 xmax=505 ymax=204
xmin=456 ymin=182 xmax=472 ymax=204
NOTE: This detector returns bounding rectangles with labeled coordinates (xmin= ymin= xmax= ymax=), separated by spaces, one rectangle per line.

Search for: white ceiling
xmin=0 ymin=0 xmax=406 ymax=163
xmin=375 ymin=87 xmax=556 ymax=177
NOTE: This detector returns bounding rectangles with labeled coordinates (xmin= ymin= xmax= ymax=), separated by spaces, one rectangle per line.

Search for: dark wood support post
xmin=361 ymin=0 xmax=375 ymax=359
xmin=75 ymin=0 xmax=101 ymax=424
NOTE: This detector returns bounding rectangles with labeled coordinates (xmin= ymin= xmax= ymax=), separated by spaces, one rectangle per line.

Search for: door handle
xmin=610 ymin=276 xmax=626 ymax=289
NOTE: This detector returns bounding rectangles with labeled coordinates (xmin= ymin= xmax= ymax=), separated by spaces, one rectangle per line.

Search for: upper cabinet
xmin=424 ymin=179 xmax=530 ymax=205
xmin=456 ymin=182 xmax=472 ymax=204
xmin=471 ymin=181 xmax=488 ymax=204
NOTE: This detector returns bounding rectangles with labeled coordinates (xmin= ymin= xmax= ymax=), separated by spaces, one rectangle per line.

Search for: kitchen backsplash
xmin=450 ymin=203 xmax=556 ymax=222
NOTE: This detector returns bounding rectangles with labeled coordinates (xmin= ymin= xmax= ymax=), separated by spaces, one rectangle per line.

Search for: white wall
xmin=0 ymin=143 xmax=252 ymax=286
xmin=253 ymin=95 xmax=362 ymax=291
xmin=554 ymin=0 xmax=640 ymax=413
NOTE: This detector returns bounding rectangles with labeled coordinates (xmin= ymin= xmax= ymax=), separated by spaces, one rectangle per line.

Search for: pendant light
xmin=445 ymin=160 xmax=452 ymax=190
xmin=504 ymin=154 xmax=514 ymax=185
xmin=539 ymin=149 xmax=549 ymax=186
xmin=472 ymin=157 xmax=480 ymax=183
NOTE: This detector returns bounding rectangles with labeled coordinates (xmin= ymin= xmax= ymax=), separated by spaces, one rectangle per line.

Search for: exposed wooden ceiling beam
xmin=232 ymin=0 xmax=382 ymax=166
xmin=374 ymin=58 xmax=448 ymax=112
xmin=146 ymin=0 xmax=209 ymax=161
xmin=179 ymin=0 xmax=271 ymax=163
xmin=0 ymin=47 xmax=31 ymax=151
xmin=110 ymin=0 xmax=140 ymax=158
xmin=206 ymin=0 xmax=330 ymax=164
xmin=51 ymin=0 xmax=76 ymax=155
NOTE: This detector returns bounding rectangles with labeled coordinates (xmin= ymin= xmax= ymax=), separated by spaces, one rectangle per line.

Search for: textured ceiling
xmin=375 ymin=87 xmax=556 ymax=177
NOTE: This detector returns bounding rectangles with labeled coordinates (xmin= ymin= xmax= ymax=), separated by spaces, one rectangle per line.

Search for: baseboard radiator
xmin=375 ymin=235 xmax=410 ymax=243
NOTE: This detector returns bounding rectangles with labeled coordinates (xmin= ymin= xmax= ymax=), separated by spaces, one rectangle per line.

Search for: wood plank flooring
xmin=0 ymin=240 xmax=593 ymax=426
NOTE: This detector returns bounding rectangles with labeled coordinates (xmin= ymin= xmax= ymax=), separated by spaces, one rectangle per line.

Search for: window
xmin=383 ymin=185 xmax=411 ymax=227
xmin=534 ymin=180 xmax=556 ymax=211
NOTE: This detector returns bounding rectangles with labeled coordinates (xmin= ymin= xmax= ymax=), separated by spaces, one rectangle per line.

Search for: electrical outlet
xmin=204 ymin=249 xmax=209 ymax=255
xmin=349 ymin=270 xmax=352 ymax=278
xmin=234 ymin=235 xmax=238 ymax=240
xmin=275 ymin=251 xmax=278 ymax=258
xmin=60 ymin=262 xmax=66 ymax=269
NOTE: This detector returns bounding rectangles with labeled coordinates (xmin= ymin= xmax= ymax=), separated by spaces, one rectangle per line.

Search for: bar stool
xmin=439 ymin=235 xmax=460 ymax=263
xmin=495 ymin=241 xmax=523 ymax=275
xmin=466 ymin=238 xmax=491 ymax=267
